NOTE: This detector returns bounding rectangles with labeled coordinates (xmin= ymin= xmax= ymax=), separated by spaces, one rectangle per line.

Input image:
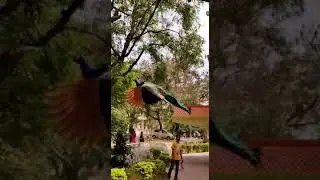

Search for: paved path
xmin=167 ymin=152 xmax=209 ymax=180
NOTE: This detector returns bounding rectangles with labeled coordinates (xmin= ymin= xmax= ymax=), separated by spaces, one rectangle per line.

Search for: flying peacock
xmin=127 ymin=80 xmax=262 ymax=169
xmin=44 ymin=55 xmax=110 ymax=145
xmin=126 ymin=79 xmax=191 ymax=114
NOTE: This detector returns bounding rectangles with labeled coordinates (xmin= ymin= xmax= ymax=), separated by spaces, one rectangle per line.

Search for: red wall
xmin=210 ymin=138 xmax=320 ymax=174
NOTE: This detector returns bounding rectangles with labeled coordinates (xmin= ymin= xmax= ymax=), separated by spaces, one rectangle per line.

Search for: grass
xmin=212 ymin=173 xmax=320 ymax=180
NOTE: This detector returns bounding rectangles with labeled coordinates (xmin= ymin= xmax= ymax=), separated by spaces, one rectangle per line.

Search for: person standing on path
xmin=168 ymin=135 xmax=183 ymax=180
xmin=129 ymin=127 xmax=136 ymax=144
xmin=139 ymin=132 xmax=145 ymax=143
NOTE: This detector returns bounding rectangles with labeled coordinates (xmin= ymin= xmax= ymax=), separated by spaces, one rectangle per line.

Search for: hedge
xmin=182 ymin=142 xmax=209 ymax=154
xmin=111 ymin=168 xmax=128 ymax=180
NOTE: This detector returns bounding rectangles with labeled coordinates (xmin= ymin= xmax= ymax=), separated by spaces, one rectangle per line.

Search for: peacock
xmin=126 ymin=79 xmax=191 ymax=114
xmin=127 ymin=81 xmax=262 ymax=169
xmin=44 ymin=55 xmax=110 ymax=145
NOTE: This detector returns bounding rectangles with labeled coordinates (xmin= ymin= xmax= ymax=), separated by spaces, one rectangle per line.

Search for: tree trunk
xmin=156 ymin=111 xmax=163 ymax=130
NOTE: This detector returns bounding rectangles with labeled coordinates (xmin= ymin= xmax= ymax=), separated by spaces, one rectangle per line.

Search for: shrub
xmin=145 ymin=159 xmax=166 ymax=175
xmin=182 ymin=142 xmax=209 ymax=154
xmin=111 ymin=168 xmax=128 ymax=180
xmin=200 ymin=143 xmax=209 ymax=152
xmin=158 ymin=153 xmax=170 ymax=166
xmin=150 ymin=148 xmax=162 ymax=159
xmin=111 ymin=132 xmax=133 ymax=168
xmin=132 ymin=161 xmax=156 ymax=180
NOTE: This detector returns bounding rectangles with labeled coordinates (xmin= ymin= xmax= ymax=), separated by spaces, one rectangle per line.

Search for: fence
xmin=210 ymin=138 xmax=320 ymax=175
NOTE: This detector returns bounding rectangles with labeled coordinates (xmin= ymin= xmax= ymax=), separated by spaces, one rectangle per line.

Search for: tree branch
xmin=119 ymin=0 xmax=161 ymax=61
xmin=122 ymin=49 xmax=145 ymax=76
xmin=125 ymin=0 xmax=162 ymax=57
xmin=120 ymin=42 xmax=169 ymax=76
xmin=142 ymin=28 xmax=182 ymax=38
xmin=31 ymin=0 xmax=86 ymax=46
xmin=65 ymin=26 xmax=108 ymax=44
xmin=111 ymin=45 xmax=121 ymax=58
xmin=0 ymin=0 xmax=21 ymax=18
xmin=111 ymin=4 xmax=131 ymax=16
xmin=286 ymin=95 xmax=319 ymax=125
xmin=287 ymin=121 xmax=320 ymax=128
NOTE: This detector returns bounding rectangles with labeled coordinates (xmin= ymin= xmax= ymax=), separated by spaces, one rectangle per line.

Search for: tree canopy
xmin=0 ymin=0 xmax=207 ymax=179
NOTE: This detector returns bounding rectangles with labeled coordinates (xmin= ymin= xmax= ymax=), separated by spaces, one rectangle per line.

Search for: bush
xmin=158 ymin=153 xmax=170 ymax=166
xmin=150 ymin=148 xmax=162 ymax=159
xmin=149 ymin=148 xmax=170 ymax=166
xmin=111 ymin=168 xmax=128 ymax=180
xmin=111 ymin=132 xmax=133 ymax=168
xmin=145 ymin=159 xmax=166 ymax=175
xmin=132 ymin=161 xmax=156 ymax=180
xmin=182 ymin=142 xmax=209 ymax=154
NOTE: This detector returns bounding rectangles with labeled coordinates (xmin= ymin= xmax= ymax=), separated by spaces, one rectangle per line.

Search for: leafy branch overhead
xmin=0 ymin=0 xmax=86 ymax=82
xmin=111 ymin=0 xmax=204 ymax=77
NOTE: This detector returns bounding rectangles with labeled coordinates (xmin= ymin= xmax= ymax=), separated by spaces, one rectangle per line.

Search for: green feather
xmin=142 ymin=82 xmax=190 ymax=113
xmin=163 ymin=90 xmax=190 ymax=114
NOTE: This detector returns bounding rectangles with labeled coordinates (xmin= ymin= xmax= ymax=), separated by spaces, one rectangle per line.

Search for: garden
xmin=111 ymin=132 xmax=209 ymax=180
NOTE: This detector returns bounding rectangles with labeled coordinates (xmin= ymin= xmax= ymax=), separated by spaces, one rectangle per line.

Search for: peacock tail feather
xmin=126 ymin=87 xmax=145 ymax=107
xmin=44 ymin=79 xmax=106 ymax=146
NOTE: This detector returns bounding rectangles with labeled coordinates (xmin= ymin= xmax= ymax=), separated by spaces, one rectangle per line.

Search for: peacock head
xmin=134 ymin=79 xmax=144 ymax=87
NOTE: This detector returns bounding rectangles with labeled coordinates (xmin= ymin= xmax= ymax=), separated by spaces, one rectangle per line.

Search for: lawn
xmin=212 ymin=173 xmax=320 ymax=180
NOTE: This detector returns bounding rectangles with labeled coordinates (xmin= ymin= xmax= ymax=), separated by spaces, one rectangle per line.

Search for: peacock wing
xmin=162 ymin=90 xmax=190 ymax=114
xmin=44 ymin=79 xmax=106 ymax=146
xmin=126 ymin=87 xmax=145 ymax=107
xmin=143 ymin=82 xmax=165 ymax=98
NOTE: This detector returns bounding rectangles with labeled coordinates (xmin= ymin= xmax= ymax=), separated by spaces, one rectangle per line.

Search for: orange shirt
xmin=171 ymin=141 xmax=182 ymax=160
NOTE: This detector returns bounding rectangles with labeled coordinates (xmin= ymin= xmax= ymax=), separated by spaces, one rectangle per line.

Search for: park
xmin=2 ymin=0 xmax=320 ymax=180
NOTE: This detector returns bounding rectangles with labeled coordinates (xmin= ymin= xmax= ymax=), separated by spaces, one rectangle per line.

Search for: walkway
xmin=167 ymin=152 xmax=209 ymax=180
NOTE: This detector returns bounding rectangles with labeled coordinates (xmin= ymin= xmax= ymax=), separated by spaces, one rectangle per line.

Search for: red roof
xmin=173 ymin=105 xmax=209 ymax=118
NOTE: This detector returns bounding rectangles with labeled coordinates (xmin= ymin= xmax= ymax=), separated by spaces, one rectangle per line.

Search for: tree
xmin=0 ymin=1 xmax=111 ymax=179
xmin=110 ymin=0 xmax=203 ymax=78
xmin=209 ymin=0 xmax=307 ymax=137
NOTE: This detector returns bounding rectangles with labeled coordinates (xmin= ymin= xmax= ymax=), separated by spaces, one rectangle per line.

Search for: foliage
xmin=0 ymin=138 xmax=50 ymax=179
xmin=0 ymin=1 xmax=108 ymax=179
xmin=111 ymin=132 xmax=133 ymax=168
xmin=150 ymin=148 xmax=162 ymax=159
xmin=111 ymin=168 xmax=128 ymax=180
xmin=208 ymin=0 xmax=320 ymax=138
xmin=158 ymin=152 xmax=171 ymax=166
xmin=126 ymin=155 xmax=168 ymax=179
xmin=149 ymin=147 xmax=170 ymax=166
xmin=0 ymin=0 xmax=205 ymax=179
xmin=131 ymin=161 xmax=157 ymax=180
xmin=112 ymin=107 xmax=130 ymax=139
xmin=144 ymin=159 xmax=166 ymax=175
xmin=111 ymin=0 xmax=204 ymax=77
xmin=182 ymin=142 xmax=209 ymax=153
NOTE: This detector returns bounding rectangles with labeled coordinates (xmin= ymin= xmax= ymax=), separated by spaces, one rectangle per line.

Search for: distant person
xmin=168 ymin=135 xmax=183 ymax=180
xmin=129 ymin=127 xmax=136 ymax=144
xmin=139 ymin=132 xmax=145 ymax=143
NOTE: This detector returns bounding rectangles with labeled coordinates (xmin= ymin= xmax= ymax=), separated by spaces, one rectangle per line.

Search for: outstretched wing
xmin=44 ymin=79 xmax=106 ymax=145
xmin=163 ymin=90 xmax=191 ymax=114
xmin=126 ymin=87 xmax=145 ymax=107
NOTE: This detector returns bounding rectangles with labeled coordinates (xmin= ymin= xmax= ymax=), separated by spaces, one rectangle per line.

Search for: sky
xmin=197 ymin=3 xmax=209 ymax=73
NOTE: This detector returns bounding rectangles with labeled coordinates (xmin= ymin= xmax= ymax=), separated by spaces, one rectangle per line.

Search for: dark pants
xmin=167 ymin=159 xmax=180 ymax=179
